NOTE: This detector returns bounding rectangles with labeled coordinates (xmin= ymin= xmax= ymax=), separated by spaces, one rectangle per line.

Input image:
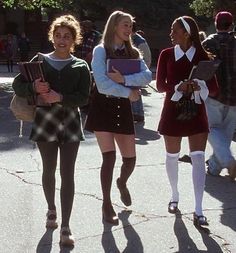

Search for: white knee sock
xmin=190 ymin=151 xmax=206 ymax=216
xmin=166 ymin=152 xmax=180 ymax=202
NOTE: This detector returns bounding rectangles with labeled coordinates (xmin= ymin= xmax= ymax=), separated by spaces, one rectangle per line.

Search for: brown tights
xmin=37 ymin=141 xmax=79 ymax=228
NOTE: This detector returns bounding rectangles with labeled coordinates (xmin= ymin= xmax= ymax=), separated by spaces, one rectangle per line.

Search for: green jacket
xmin=12 ymin=55 xmax=91 ymax=108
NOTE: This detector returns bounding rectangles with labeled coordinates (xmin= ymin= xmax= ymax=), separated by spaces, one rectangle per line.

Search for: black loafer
xmin=168 ymin=201 xmax=179 ymax=214
xmin=102 ymin=204 xmax=119 ymax=226
xmin=116 ymin=178 xmax=132 ymax=206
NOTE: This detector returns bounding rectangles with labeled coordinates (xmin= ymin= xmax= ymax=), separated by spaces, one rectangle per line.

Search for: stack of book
xmin=18 ymin=61 xmax=45 ymax=82
xmin=18 ymin=61 xmax=48 ymax=106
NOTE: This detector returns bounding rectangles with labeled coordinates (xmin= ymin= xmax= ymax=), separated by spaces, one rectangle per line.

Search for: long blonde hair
xmin=102 ymin=10 xmax=140 ymax=59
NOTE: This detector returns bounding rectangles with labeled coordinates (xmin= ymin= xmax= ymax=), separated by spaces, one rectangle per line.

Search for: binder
xmin=107 ymin=58 xmax=142 ymax=89
xmin=107 ymin=59 xmax=141 ymax=75
xmin=189 ymin=59 xmax=221 ymax=81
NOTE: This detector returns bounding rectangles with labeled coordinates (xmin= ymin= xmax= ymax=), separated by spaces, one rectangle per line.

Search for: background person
xmin=202 ymin=11 xmax=236 ymax=181
xmin=18 ymin=32 xmax=31 ymax=61
xmin=4 ymin=33 xmax=17 ymax=72
xmin=85 ymin=10 xmax=152 ymax=225
xmin=199 ymin=30 xmax=207 ymax=42
xmin=75 ymin=19 xmax=102 ymax=67
xmin=75 ymin=20 xmax=102 ymax=115
xmin=131 ymin=23 xmax=152 ymax=123
xmin=156 ymin=16 xmax=218 ymax=226
xmin=12 ymin=14 xmax=91 ymax=247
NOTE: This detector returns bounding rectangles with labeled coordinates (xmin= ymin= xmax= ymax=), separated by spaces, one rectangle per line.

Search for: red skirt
xmin=158 ymin=93 xmax=209 ymax=136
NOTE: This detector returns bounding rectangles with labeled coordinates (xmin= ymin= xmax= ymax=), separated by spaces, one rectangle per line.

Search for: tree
xmin=0 ymin=0 xmax=194 ymax=27
xmin=190 ymin=0 xmax=236 ymax=18
xmin=1 ymin=0 xmax=63 ymax=9
xmin=5 ymin=0 xmax=234 ymax=28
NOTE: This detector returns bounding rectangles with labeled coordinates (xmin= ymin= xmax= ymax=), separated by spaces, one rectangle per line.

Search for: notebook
xmin=107 ymin=59 xmax=142 ymax=89
xmin=189 ymin=59 xmax=221 ymax=81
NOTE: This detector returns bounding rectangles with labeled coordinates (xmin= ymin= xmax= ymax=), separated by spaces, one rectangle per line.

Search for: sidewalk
xmin=0 ymin=64 xmax=17 ymax=88
xmin=0 ymin=64 xmax=236 ymax=253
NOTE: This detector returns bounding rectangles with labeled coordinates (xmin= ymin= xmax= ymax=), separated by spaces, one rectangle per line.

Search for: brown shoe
xmin=60 ymin=227 xmax=74 ymax=247
xmin=102 ymin=203 xmax=119 ymax=225
xmin=116 ymin=178 xmax=132 ymax=206
xmin=228 ymin=161 xmax=236 ymax=181
xmin=228 ymin=167 xmax=236 ymax=181
xmin=46 ymin=209 xmax=58 ymax=229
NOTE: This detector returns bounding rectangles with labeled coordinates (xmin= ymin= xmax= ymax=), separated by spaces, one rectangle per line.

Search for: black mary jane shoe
xmin=168 ymin=201 xmax=179 ymax=214
xmin=193 ymin=213 xmax=209 ymax=227
xmin=102 ymin=204 xmax=119 ymax=226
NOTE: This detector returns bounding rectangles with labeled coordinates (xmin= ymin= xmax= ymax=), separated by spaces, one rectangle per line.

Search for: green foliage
xmin=1 ymin=0 xmax=64 ymax=9
xmin=190 ymin=0 xmax=236 ymax=17
xmin=190 ymin=0 xmax=214 ymax=17
xmin=2 ymin=0 xmax=235 ymax=26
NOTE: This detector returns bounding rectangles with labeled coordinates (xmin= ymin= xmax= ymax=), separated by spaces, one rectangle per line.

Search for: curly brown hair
xmin=48 ymin=14 xmax=82 ymax=52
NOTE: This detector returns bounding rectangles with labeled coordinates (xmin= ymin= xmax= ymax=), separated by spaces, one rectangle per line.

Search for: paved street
xmin=0 ymin=66 xmax=236 ymax=253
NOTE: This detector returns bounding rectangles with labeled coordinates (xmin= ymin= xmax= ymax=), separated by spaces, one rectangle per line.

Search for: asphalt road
xmin=0 ymin=69 xmax=236 ymax=253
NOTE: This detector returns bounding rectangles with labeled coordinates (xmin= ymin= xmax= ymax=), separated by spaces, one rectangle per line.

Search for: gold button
xmin=117 ymin=115 xmax=120 ymax=117
xmin=117 ymin=123 xmax=120 ymax=126
xmin=117 ymin=105 xmax=120 ymax=108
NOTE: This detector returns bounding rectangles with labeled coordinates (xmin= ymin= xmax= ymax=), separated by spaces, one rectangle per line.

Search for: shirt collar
xmin=114 ymin=44 xmax=125 ymax=50
xmin=174 ymin=44 xmax=196 ymax=62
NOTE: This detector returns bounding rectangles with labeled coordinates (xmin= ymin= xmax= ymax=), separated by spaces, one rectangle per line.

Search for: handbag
xmin=10 ymin=94 xmax=36 ymax=122
xmin=10 ymin=53 xmax=44 ymax=122
xmin=176 ymin=84 xmax=198 ymax=121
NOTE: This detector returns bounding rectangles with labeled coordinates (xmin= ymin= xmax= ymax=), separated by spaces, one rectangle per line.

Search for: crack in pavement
xmin=1 ymin=165 xmax=235 ymax=252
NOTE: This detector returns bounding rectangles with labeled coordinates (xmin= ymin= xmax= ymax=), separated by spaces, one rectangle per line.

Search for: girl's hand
xmin=38 ymin=89 xmax=62 ymax=103
xmin=107 ymin=67 xmax=125 ymax=84
xmin=177 ymin=80 xmax=200 ymax=93
xmin=128 ymin=89 xmax=140 ymax=102
xmin=34 ymin=78 xmax=50 ymax=94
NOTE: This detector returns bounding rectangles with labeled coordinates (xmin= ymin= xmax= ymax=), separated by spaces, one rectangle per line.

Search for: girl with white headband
xmin=156 ymin=16 xmax=219 ymax=226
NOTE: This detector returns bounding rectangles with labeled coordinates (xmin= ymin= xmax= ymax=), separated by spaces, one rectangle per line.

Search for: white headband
xmin=180 ymin=17 xmax=191 ymax=34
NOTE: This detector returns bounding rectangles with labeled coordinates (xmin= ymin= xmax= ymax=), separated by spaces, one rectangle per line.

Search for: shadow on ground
xmin=205 ymin=174 xmax=236 ymax=232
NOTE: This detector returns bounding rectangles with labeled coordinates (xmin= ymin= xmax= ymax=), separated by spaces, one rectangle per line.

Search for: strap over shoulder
xmin=37 ymin=52 xmax=45 ymax=61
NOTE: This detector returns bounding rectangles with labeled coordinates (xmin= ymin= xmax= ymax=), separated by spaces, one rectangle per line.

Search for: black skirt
xmin=84 ymin=89 xmax=134 ymax=135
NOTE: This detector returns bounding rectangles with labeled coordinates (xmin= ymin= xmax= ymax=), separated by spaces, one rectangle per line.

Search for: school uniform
xmin=85 ymin=44 xmax=152 ymax=134
xmin=156 ymin=45 xmax=218 ymax=137
xmin=12 ymin=54 xmax=91 ymax=143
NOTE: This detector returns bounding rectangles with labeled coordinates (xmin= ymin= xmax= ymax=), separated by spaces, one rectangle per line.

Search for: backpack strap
xmin=37 ymin=52 xmax=45 ymax=61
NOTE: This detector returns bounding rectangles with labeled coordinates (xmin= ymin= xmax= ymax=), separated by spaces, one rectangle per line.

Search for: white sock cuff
xmin=190 ymin=151 xmax=205 ymax=156
xmin=166 ymin=152 xmax=180 ymax=158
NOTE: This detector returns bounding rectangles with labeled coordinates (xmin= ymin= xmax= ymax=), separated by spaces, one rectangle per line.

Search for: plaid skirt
xmin=30 ymin=104 xmax=84 ymax=143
